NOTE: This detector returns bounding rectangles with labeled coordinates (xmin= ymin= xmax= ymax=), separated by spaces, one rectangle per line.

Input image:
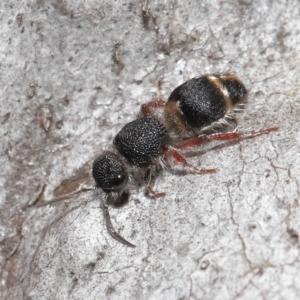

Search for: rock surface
xmin=1 ymin=1 xmax=299 ymax=299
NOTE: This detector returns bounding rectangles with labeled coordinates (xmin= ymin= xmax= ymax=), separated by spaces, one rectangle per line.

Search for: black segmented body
xmin=113 ymin=116 xmax=168 ymax=166
xmin=89 ymin=73 xmax=260 ymax=247
xmin=36 ymin=72 xmax=278 ymax=249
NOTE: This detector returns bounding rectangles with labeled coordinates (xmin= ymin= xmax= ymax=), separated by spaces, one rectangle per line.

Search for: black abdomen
xmin=167 ymin=74 xmax=247 ymax=129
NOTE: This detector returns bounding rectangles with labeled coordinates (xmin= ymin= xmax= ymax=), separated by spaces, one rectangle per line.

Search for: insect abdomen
xmin=166 ymin=74 xmax=247 ymax=130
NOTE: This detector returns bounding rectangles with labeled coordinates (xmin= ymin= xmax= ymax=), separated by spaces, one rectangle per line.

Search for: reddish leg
xmin=140 ymin=99 xmax=166 ymax=116
xmin=157 ymin=79 xmax=163 ymax=93
xmin=177 ymin=127 xmax=279 ymax=150
xmin=163 ymin=146 xmax=216 ymax=174
xmin=146 ymin=184 xmax=166 ymax=197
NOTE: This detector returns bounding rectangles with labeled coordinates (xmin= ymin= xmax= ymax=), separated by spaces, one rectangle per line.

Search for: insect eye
xmin=92 ymin=151 xmax=128 ymax=192
xmin=110 ymin=173 xmax=127 ymax=187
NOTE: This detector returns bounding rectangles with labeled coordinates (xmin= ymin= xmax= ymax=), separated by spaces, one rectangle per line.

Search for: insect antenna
xmin=102 ymin=196 xmax=136 ymax=248
xmin=32 ymin=186 xmax=95 ymax=208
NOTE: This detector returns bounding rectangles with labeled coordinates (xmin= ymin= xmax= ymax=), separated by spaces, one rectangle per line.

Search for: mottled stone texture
xmin=0 ymin=1 xmax=299 ymax=300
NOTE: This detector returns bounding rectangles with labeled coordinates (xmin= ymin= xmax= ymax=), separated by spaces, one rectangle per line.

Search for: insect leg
xmin=140 ymin=99 xmax=166 ymax=116
xmin=145 ymin=184 xmax=166 ymax=197
xmin=177 ymin=127 xmax=279 ymax=149
xmin=162 ymin=146 xmax=216 ymax=174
